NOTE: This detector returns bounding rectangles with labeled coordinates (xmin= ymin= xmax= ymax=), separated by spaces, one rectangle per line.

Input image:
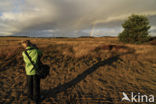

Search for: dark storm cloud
xmin=0 ymin=0 xmax=156 ymax=36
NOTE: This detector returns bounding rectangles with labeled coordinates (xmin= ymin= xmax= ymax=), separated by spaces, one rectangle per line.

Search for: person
xmin=21 ymin=40 xmax=42 ymax=102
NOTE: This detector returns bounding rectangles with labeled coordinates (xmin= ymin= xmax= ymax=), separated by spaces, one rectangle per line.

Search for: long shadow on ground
xmin=41 ymin=48 xmax=135 ymax=102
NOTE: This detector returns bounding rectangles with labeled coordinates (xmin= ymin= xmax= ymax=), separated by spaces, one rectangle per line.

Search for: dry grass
xmin=0 ymin=37 xmax=156 ymax=104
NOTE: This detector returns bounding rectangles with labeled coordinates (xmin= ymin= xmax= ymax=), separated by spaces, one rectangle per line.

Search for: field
xmin=0 ymin=37 xmax=156 ymax=104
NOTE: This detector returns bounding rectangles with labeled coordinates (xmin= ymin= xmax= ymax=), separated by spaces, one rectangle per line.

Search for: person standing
xmin=21 ymin=40 xmax=42 ymax=103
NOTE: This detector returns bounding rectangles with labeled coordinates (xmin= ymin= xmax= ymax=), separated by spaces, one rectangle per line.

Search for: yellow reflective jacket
xmin=22 ymin=46 xmax=42 ymax=75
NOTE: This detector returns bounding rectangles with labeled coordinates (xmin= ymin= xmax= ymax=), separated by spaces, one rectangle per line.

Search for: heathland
xmin=0 ymin=37 xmax=156 ymax=104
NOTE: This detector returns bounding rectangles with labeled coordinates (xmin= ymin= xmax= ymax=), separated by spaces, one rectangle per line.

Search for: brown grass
xmin=0 ymin=37 xmax=156 ymax=104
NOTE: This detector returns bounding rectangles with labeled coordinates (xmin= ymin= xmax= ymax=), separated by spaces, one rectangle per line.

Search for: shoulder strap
xmin=26 ymin=47 xmax=35 ymax=51
xmin=24 ymin=50 xmax=38 ymax=72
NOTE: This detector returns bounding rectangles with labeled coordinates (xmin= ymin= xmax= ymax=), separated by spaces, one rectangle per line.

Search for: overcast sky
xmin=0 ymin=0 xmax=156 ymax=37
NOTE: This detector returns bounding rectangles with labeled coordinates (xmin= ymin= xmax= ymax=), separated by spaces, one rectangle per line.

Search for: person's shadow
xmin=41 ymin=48 xmax=135 ymax=101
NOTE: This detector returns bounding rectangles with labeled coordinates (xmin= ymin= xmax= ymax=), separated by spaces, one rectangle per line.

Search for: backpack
xmin=24 ymin=49 xmax=50 ymax=79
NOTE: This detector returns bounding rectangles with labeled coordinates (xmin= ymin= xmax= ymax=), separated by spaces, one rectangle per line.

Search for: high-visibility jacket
xmin=22 ymin=46 xmax=42 ymax=75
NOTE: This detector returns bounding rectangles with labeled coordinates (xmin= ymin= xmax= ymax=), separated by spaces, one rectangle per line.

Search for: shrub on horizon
xmin=118 ymin=14 xmax=151 ymax=44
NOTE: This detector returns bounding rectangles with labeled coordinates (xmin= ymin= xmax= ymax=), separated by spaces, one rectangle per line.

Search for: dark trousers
xmin=27 ymin=75 xmax=40 ymax=101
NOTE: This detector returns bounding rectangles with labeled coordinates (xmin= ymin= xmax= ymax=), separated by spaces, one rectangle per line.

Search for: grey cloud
xmin=0 ymin=0 xmax=156 ymax=36
xmin=149 ymin=15 xmax=156 ymax=25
